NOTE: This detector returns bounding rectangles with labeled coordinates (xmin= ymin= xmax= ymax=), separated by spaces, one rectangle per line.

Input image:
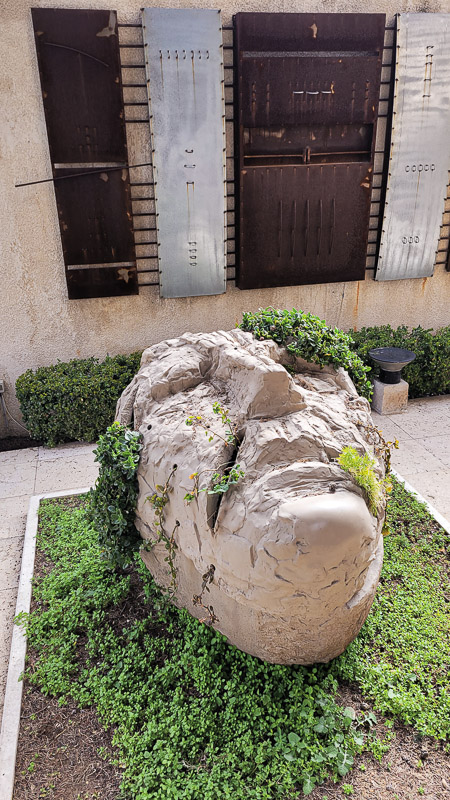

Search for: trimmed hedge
xmin=14 ymin=319 xmax=450 ymax=449
xmin=16 ymin=353 xmax=142 ymax=447
xmin=349 ymin=325 xmax=450 ymax=399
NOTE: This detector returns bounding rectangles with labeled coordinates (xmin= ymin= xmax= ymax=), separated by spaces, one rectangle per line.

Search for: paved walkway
xmin=0 ymin=396 xmax=449 ymax=728
xmin=0 ymin=443 xmax=99 ymax=726
xmin=372 ymin=395 xmax=450 ymax=521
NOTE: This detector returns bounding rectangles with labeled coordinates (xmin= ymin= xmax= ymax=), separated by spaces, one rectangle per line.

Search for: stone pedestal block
xmin=371 ymin=378 xmax=409 ymax=415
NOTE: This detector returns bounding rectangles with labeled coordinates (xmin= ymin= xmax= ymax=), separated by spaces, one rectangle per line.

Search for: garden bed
xmin=8 ymin=480 xmax=450 ymax=799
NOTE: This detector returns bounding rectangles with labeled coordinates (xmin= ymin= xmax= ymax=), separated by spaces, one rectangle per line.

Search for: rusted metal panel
xmin=142 ymin=8 xmax=226 ymax=299
xmin=235 ymin=12 xmax=385 ymax=289
xmin=240 ymin=164 xmax=372 ymax=288
xmin=376 ymin=14 xmax=450 ymax=282
xmin=31 ymin=8 xmax=137 ymax=299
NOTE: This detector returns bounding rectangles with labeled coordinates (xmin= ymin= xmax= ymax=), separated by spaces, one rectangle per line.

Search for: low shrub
xmin=240 ymin=308 xmax=372 ymax=399
xmin=15 ymin=352 xmax=142 ymax=446
xmin=88 ymin=421 xmax=142 ymax=569
xmin=349 ymin=324 xmax=450 ymax=398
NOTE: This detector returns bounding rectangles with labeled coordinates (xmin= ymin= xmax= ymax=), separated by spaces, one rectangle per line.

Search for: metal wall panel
xmin=31 ymin=9 xmax=137 ymax=299
xmin=142 ymin=8 xmax=226 ymax=299
xmin=376 ymin=13 xmax=450 ymax=282
xmin=235 ymin=13 xmax=385 ymax=290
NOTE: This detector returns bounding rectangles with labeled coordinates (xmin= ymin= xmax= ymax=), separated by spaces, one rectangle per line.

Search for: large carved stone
xmin=116 ymin=330 xmax=385 ymax=664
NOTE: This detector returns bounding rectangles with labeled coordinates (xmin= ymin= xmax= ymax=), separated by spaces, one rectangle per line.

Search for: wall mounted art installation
xmin=142 ymin=8 xmax=227 ymax=298
xmin=116 ymin=330 xmax=385 ymax=665
xmin=234 ymin=13 xmax=385 ymax=290
xmin=31 ymin=9 xmax=137 ymax=299
xmin=376 ymin=13 xmax=450 ymax=281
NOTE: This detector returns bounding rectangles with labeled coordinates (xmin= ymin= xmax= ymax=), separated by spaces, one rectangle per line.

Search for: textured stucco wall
xmin=1 ymin=0 xmax=449 ymax=435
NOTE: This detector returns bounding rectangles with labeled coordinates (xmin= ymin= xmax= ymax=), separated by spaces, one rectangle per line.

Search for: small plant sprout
xmin=358 ymin=421 xmax=399 ymax=474
xmin=146 ymin=465 xmax=179 ymax=596
xmin=185 ymin=402 xmax=240 ymax=447
xmin=185 ymin=403 xmax=244 ymax=504
xmin=337 ymin=446 xmax=385 ymax=516
xmin=192 ymin=564 xmax=218 ymax=626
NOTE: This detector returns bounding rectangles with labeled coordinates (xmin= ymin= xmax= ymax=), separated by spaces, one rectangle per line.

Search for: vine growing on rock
xmin=146 ymin=466 xmax=179 ymax=597
xmin=184 ymin=402 xmax=244 ymax=504
xmin=193 ymin=564 xmax=218 ymax=626
xmin=240 ymin=307 xmax=372 ymax=399
xmin=88 ymin=422 xmax=142 ymax=569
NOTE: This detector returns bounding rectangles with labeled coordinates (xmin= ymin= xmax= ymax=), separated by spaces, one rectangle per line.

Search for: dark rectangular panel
xmin=235 ymin=12 xmax=385 ymax=290
xmin=54 ymin=168 xmax=135 ymax=265
xmin=31 ymin=8 xmax=126 ymax=164
xmin=239 ymin=164 xmax=372 ymax=289
xmin=31 ymin=9 xmax=137 ymax=299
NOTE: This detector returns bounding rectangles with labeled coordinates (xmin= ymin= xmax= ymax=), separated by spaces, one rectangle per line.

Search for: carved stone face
xmin=117 ymin=329 xmax=384 ymax=665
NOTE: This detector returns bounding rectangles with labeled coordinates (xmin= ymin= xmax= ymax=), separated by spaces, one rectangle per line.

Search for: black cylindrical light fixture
xmin=368 ymin=347 xmax=416 ymax=384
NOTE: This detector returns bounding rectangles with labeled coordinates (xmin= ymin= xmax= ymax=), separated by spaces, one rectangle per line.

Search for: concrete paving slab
xmin=387 ymin=397 xmax=450 ymax=440
xmin=390 ymin=438 xmax=443 ymax=476
xmin=415 ymin=434 xmax=450 ymax=468
xmin=0 ymin=497 xmax=29 ymax=541
xmin=38 ymin=442 xmax=97 ymax=462
xmin=0 ymin=449 xmax=39 ymax=466
xmin=398 ymin=469 xmax=450 ymax=519
xmin=371 ymin=411 xmax=412 ymax=443
xmin=0 ymin=538 xmax=25 ymax=592
xmin=392 ymin=412 xmax=450 ymax=441
xmin=34 ymin=459 xmax=98 ymax=494
xmin=0 ymin=463 xmax=36 ymax=500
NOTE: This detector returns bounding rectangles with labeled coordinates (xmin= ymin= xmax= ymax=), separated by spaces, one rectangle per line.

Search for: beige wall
xmin=1 ymin=0 xmax=449 ymax=436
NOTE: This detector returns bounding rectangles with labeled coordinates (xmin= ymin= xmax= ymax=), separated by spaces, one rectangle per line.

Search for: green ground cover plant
xmin=17 ymin=478 xmax=449 ymax=798
xmin=15 ymin=352 xmax=142 ymax=447
xmin=240 ymin=308 xmax=372 ymax=399
xmin=349 ymin=324 xmax=450 ymax=398
xmin=333 ymin=478 xmax=450 ymax=740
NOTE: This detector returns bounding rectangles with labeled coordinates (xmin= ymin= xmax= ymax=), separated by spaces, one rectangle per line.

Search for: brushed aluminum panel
xmin=142 ymin=8 xmax=226 ymax=298
xmin=376 ymin=13 xmax=450 ymax=281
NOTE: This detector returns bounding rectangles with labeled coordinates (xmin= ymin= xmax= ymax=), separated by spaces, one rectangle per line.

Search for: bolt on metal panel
xmin=376 ymin=13 xmax=450 ymax=282
xmin=142 ymin=8 xmax=227 ymax=298
xmin=235 ymin=12 xmax=385 ymax=290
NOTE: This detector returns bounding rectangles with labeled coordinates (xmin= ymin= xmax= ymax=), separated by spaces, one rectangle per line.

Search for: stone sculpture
xmin=116 ymin=329 xmax=385 ymax=665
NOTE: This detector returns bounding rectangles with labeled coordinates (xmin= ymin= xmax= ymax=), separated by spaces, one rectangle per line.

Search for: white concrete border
xmin=0 ymin=475 xmax=448 ymax=799
xmin=391 ymin=469 xmax=450 ymax=535
xmin=0 ymin=487 xmax=91 ymax=800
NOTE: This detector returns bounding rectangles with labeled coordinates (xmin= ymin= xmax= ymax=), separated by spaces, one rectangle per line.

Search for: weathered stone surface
xmin=116 ymin=329 xmax=385 ymax=665
xmin=371 ymin=378 xmax=409 ymax=415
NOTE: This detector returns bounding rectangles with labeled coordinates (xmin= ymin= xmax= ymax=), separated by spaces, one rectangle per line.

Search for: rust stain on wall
xmin=353 ymin=280 xmax=360 ymax=319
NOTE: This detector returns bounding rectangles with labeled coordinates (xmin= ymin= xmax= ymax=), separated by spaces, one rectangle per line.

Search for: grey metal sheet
xmin=376 ymin=13 xmax=450 ymax=281
xmin=142 ymin=8 xmax=226 ymax=298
